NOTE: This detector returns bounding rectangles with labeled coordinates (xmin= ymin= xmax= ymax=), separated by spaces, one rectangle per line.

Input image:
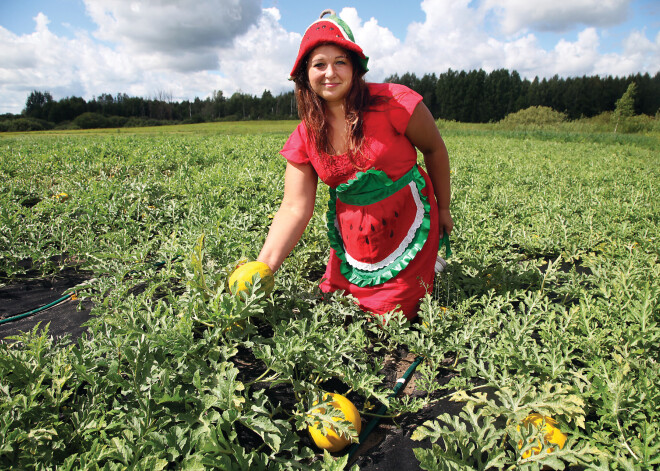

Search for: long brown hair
xmin=292 ymin=47 xmax=371 ymax=164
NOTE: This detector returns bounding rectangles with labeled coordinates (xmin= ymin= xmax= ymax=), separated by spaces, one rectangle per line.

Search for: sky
xmin=1 ymin=0 xmax=659 ymax=115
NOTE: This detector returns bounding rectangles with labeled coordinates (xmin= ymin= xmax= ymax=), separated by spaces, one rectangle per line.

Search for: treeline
xmin=1 ymin=69 xmax=659 ymax=131
xmin=0 ymin=89 xmax=297 ymax=131
xmin=387 ymin=69 xmax=660 ymax=123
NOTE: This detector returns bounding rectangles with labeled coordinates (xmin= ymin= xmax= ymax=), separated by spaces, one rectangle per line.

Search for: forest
xmin=1 ymin=69 xmax=659 ymax=131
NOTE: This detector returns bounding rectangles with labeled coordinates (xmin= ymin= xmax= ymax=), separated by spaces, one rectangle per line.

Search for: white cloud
xmin=500 ymin=34 xmax=549 ymax=75
xmin=482 ymin=0 xmax=631 ymax=34
xmin=337 ymin=0 xmax=657 ymax=82
xmin=0 ymin=14 xmax=93 ymax=112
xmin=339 ymin=6 xmax=401 ymax=77
xmin=0 ymin=1 xmax=267 ymax=113
xmin=549 ymin=28 xmax=601 ymax=76
xmin=596 ymin=28 xmax=660 ymax=76
xmin=83 ymin=0 xmax=262 ymax=71
xmin=213 ymin=7 xmax=300 ymax=96
xmin=349 ymin=0 xmax=494 ymax=80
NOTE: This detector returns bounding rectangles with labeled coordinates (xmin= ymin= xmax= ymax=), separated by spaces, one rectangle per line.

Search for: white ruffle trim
xmin=335 ymin=181 xmax=425 ymax=272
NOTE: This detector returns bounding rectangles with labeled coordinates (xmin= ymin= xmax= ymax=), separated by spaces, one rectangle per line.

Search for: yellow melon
xmin=228 ymin=261 xmax=274 ymax=296
xmin=517 ymin=413 xmax=567 ymax=459
xmin=308 ymin=393 xmax=361 ymax=452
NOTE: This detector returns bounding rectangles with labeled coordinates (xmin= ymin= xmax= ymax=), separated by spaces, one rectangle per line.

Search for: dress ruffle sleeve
xmin=280 ymin=122 xmax=310 ymax=164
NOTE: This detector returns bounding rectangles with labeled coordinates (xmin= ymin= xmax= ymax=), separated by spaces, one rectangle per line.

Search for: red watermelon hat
xmin=290 ymin=9 xmax=369 ymax=78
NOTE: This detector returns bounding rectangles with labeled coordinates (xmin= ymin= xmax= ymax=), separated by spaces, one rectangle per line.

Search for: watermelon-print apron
xmin=326 ymin=164 xmax=432 ymax=288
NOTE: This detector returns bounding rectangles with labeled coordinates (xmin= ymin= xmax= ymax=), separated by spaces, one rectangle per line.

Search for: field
xmin=0 ymin=122 xmax=658 ymax=470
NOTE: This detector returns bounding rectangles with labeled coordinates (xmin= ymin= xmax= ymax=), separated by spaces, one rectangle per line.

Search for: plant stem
xmin=245 ymin=368 xmax=279 ymax=387
xmin=617 ymin=417 xmax=639 ymax=461
xmin=360 ymin=411 xmax=401 ymax=419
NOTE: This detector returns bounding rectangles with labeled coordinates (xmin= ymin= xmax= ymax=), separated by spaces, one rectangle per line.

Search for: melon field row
xmin=0 ymin=125 xmax=658 ymax=470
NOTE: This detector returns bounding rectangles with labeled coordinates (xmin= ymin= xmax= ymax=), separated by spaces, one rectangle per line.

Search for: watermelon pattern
xmin=327 ymin=166 xmax=431 ymax=287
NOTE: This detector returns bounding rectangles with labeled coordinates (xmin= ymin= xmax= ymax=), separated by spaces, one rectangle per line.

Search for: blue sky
xmin=1 ymin=0 xmax=658 ymax=114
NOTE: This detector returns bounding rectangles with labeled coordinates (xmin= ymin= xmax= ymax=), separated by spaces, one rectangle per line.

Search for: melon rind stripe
xmin=337 ymin=181 xmax=424 ymax=271
xmin=326 ymin=165 xmax=432 ymax=287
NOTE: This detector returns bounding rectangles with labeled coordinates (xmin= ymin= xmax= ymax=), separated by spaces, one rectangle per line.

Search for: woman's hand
xmin=437 ymin=208 xmax=454 ymax=237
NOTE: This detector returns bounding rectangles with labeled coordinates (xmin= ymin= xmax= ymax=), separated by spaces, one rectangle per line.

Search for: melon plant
xmin=0 ymin=126 xmax=658 ymax=470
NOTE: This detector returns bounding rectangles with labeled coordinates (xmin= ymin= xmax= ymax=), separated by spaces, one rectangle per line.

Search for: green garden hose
xmin=348 ymin=355 xmax=424 ymax=459
xmin=440 ymin=232 xmax=452 ymax=258
xmin=348 ymin=235 xmax=450 ymax=458
xmin=0 ymin=293 xmax=74 ymax=326
xmin=0 ymin=255 xmax=183 ymax=326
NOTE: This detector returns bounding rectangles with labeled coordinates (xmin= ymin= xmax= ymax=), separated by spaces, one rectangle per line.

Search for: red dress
xmin=280 ymin=83 xmax=440 ymax=319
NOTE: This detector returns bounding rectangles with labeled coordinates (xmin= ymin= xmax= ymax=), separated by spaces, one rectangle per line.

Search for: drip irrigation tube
xmin=0 ymin=293 xmax=75 ymax=326
xmin=0 ymin=255 xmax=183 ymax=326
xmin=348 ymin=355 xmax=424 ymax=459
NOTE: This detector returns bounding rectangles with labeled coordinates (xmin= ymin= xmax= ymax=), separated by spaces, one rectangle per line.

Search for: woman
xmin=256 ymin=10 xmax=453 ymax=319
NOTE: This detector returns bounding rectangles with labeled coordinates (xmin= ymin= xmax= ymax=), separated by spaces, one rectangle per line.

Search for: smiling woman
xmin=249 ymin=9 xmax=454 ymax=320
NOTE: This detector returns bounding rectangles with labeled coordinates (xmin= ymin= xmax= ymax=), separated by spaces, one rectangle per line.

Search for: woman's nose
xmin=325 ymin=64 xmax=336 ymax=77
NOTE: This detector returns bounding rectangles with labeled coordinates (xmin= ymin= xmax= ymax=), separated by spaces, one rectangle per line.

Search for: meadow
xmin=0 ymin=121 xmax=658 ymax=470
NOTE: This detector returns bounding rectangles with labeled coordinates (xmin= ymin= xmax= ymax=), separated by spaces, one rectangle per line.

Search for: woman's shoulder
xmin=367 ymin=82 xmax=422 ymax=115
xmin=280 ymin=121 xmax=311 ymax=164
xmin=367 ymin=82 xmax=420 ymax=99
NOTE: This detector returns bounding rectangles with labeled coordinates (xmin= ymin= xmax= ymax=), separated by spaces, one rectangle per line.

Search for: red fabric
xmin=290 ymin=18 xmax=367 ymax=77
xmin=335 ymin=185 xmax=418 ymax=265
xmin=280 ymin=83 xmax=440 ymax=319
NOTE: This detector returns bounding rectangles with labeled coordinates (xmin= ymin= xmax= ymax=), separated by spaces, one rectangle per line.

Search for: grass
xmin=0 ymin=120 xmax=300 ymax=138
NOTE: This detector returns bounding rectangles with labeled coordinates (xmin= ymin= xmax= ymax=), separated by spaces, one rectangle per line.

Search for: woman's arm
xmin=257 ymin=161 xmax=318 ymax=272
xmin=405 ymin=102 xmax=454 ymax=236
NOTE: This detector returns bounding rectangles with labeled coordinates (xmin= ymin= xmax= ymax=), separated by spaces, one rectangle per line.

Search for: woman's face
xmin=306 ymin=44 xmax=354 ymax=104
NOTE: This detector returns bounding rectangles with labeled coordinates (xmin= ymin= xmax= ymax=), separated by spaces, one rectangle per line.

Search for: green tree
xmin=612 ymin=82 xmax=637 ymax=132
xmin=24 ymin=90 xmax=53 ymax=119
xmin=260 ymin=90 xmax=275 ymax=118
xmin=48 ymin=96 xmax=86 ymax=123
xmin=419 ymin=73 xmax=438 ymax=117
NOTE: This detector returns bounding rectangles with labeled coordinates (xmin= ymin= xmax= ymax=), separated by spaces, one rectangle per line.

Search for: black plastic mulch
xmin=0 ymin=268 xmax=93 ymax=341
xmin=348 ymin=351 xmax=462 ymax=470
